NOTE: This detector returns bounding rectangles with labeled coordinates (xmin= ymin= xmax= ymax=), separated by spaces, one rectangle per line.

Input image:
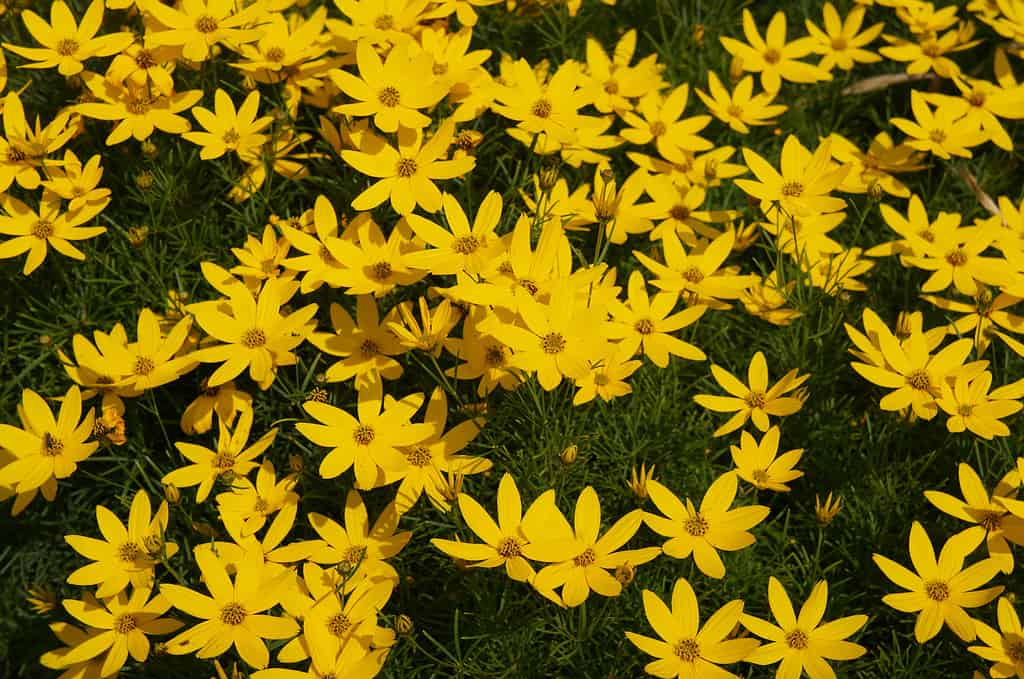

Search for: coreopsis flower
xmin=0 ymin=92 xmax=75 ymax=192
xmin=730 ymin=427 xmax=804 ymax=492
xmin=443 ymin=306 xmax=521 ymax=397
xmin=741 ymin=270 xmax=801 ymax=326
xmin=65 ymin=489 xmax=177 ymax=597
xmin=2 ymin=0 xmax=133 ymax=76
xmin=386 ymin=297 xmax=461 ymax=357
xmin=295 ymin=377 xmax=432 ymax=489
xmin=627 ymin=463 xmax=657 ymax=501
xmin=867 ymin=194 xmax=962 ymax=259
xmin=183 ymin=90 xmax=273 ymax=162
xmin=696 ymin=73 xmax=786 ymax=134
xmin=848 ymin=318 xmax=972 ymax=420
xmin=902 ymin=227 xmax=1014 ymax=297
xmin=277 ymin=196 xmax=352 ymax=293
xmin=527 ymin=486 xmax=660 ymax=607
xmin=936 ymin=372 xmax=1023 ymax=439
xmin=230 ymin=8 xmax=331 ymax=87
xmin=827 ymin=132 xmax=925 ymax=198
xmin=180 ymin=380 xmax=252 ymax=435
xmin=491 ymin=59 xmax=586 ymax=145
xmin=578 ymin=30 xmax=665 ymax=114
xmin=625 ymin=577 xmax=760 ymax=678
xmin=161 ymin=550 xmax=299 ymax=669
xmin=105 ymin=43 xmax=179 ymax=97
xmin=572 ymin=346 xmax=643 ymax=405
xmin=0 ymin=385 xmax=96 ymax=515
xmin=873 ymin=522 xmax=1003 ymax=642
xmin=341 ymin=119 xmax=476 ymax=214
xmin=644 ymin=178 xmax=732 ymax=243
xmin=190 ymin=277 xmax=318 ymax=390
xmin=619 ymin=84 xmax=712 ymax=158
xmin=736 ymin=136 xmax=848 ymax=218
xmin=216 ymin=460 xmax=299 ymax=537
xmin=807 ymin=247 xmax=874 ymax=295
xmin=720 ymin=9 xmax=830 ymax=93
xmin=606 ymin=271 xmax=706 ymax=367
xmin=58 ymin=587 xmax=183 ymax=677
xmin=405 ymin=191 xmax=504 ymax=276
xmin=432 ymin=473 xmax=548 ymax=582
xmin=328 ymin=215 xmax=425 ymax=296
xmin=968 ymin=597 xmax=1024 ymax=678
xmin=569 ymin=166 xmax=662 ymax=244
xmin=296 ymin=567 xmax=394 ymax=664
xmin=643 ymin=472 xmax=770 ymax=579
xmin=921 ymin=289 xmax=1024 ymax=357
xmin=77 ymin=74 xmax=203 ymax=145
xmin=925 ymin=463 xmax=1024 ymax=573
xmin=305 ymin=490 xmax=412 ymax=589
xmin=815 ymin=493 xmax=843 ymax=526
xmin=26 ymin=585 xmax=57 ymax=615
xmin=0 ymin=190 xmax=107 ymax=275
xmin=332 ymin=0 xmax=429 ymax=47
xmin=41 ymin=150 xmax=111 ymax=211
xmin=309 ymin=296 xmax=406 ymax=387
xmin=925 ymin=77 xmax=1024 ymax=151
xmin=742 ymin=577 xmax=868 ymax=677
xmin=162 ymin=408 xmax=277 ymax=503
xmin=693 ymin=350 xmax=809 ymax=437
xmin=230 ymin=225 xmax=291 ymax=286
xmin=804 ymin=2 xmax=883 ymax=71
xmin=331 ymin=41 xmax=445 ymax=133
xmin=891 ymin=92 xmax=987 ymax=160
xmin=143 ymin=0 xmax=266 ymax=62
xmin=879 ymin=25 xmax=979 ymax=78
xmin=102 ymin=309 xmax=196 ymax=393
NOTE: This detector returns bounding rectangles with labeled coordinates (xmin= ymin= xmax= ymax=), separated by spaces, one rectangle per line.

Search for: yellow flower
xmin=40 ymin=150 xmax=111 ymax=211
xmin=106 ymin=43 xmax=179 ymax=97
xmin=184 ymin=90 xmax=273 ymax=162
xmin=572 ymin=346 xmax=643 ymax=405
xmin=0 ymin=385 xmax=96 ymax=515
xmin=102 ymin=309 xmax=196 ymax=394
xmin=143 ymin=0 xmax=266 ymax=62
xmin=626 ymin=577 xmax=760 ymax=678
xmin=693 ymin=350 xmax=809 ymax=437
xmin=309 ymin=295 xmax=406 ymax=387
xmin=0 ymin=190 xmax=107 ymax=275
xmin=696 ymin=73 xmax=787 ymax=134
xmin=968 ymin=596 xmax=1024 ymax=678
xmin=491 ymin=59 xmax=585 ymax=146
xmin=879 ymin=25 xmax=980 ymax=79
xmin=606 ymin=271 xmax=706 ymax=367
xmin=890 ymin=91 xmax=987 ymax=160
xmin=58 ymin=587 xmax=183 ymax=676
xmin=936 ymin=372 xmax=1023 ymax=439
xmin=443 ymin=306 xmax=520 ymax=397
xmin=643 ymin=472 xmax=770 ymax=579
xmin=162 ymin=408 xmax=277 ymax=503
xmin=65 ymin=489 xmax=177 ymax=597
xmin=333 ymin=0 xmax=429 ymax=47
xmin=740 ymin=270 xmax=801 ymax=326
xmin=405 ymin=191 xmax=504 ymax=276
xmin=922 ymin=289 xmax=1024 ymax=357
xmin=190 ymin=277 xmax=318 ymax=390
xmin=2 ymin=0 xmax=132 ymax=76
xmin=275 ymin=197 xmax=348 ymax=292
xmin=736 ymin=135 xmax=848 ymax=218
xmin=804 ymin=2 xmax=883 ymax=71
xmin=77 ymin=73 xmax=203 ymax=145
xmin=331 ymin=41 xmax=446 ymax=133
xmin=161 ymin=550 xmax=299 ymax=669
xmin=815 ymin=493 xmax=843 ymax=525
xmin=720 ymin=9 xmax=830 ymax=93
xmin=26 ymin=585 xmax=57 ymax=614
xmin=578 ymin=29 xmax=665 ymax=114
xmin=874 ymin=522 xmax=1003 ymax=643
xmin=742 ymin=577 xmax=868 ymax=676
xmin=528 ymin=486 xmax=660 ymax=607
xmin=730 ymin=426 xmax=804 ymax=492
xmin=827 ymin=132 xmax=925 ymax=198
xmin=328 ymin=213 xmax=425 ymax=296
xmin=216 ymin=460 xmax=299 ymax=537
xmin=180 ymin=380 xmax=252 ymax=435
xmin=230 ymin=224 xmax=291 ymax=285
xmin=295 ymin=377 xmax=432 ymax=489
xmin=925 ymin=463 xmax=1024 ymax=573
xmin=619 ymin=84 xmax=712 ymax=158
xmin=902 ymin=227 xmax=1014 ymax=297
xmin=0 ymin=92 xmax=76 ymax=192
xmin=386 ymin=297 xmax=462 ymax=357
xmin=341 ymin=118 xmax=475 ymax=214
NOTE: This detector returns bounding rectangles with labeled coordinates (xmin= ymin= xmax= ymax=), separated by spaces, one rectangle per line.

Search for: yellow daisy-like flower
xmin=873 ymin=521 xmax=1003 ymax=643
xmin=0 ymin=92 xmax=76 ymax=193
xmin=0 ymin=190 xmax=107 ymax=275
xmin=730 ymin=426 xmax=804 ymax=492
xmin=216 ymin=459 xmax=299 ymax=538
xmin=804 ymin=2 xmax=883 ymax=71
xmin=405 ymin=191 xmax=504 ymax=277
xmin=311 ymin=295 xmax=407 ymax=388
xmin=179 ymin=380 xmax=252 ymax=436
xmin=968 ymin=596 xmax=1024 ymax=678
xmin=936 ymin=372 xmax=1023 ymax=439
xmin=184 ymin=90 xmax=273 ymax=162
xmin=696 ymin=73 xmax=787 ymax=134
xmin=643 ymin=472 xmax=770 ymax=579
xmin=65 ymin=489 xmax=178 ymax=597
xmin=736 ymin=135 xmax=849 ymax=218
xmin=625 ymin=577 xmax=760 ymax=679
xmin=41 ymin=150 xmax=111 ymax=212
xmin=143 ymin=0 xmax=266 ymax=62
xmin=77 ymin=73 xmax=203 ymax=146
xmin=742 ymin=577 xmax=868 ymax=678
xmin=606 ymin=271 xmax=706 ymax=367
xmin=720 ymin=9 xmax=830 ymax=93
xmin=2 ymin=0 xmax=133 ymax=76
xmin=891 ymin=91 xmax=987 ymax=160
xmin=693 ymin=350 xmax=809 ymax=437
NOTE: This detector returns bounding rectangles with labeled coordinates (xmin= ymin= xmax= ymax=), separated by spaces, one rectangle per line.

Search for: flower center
xmin=519 ymin=278 xmax=539 ymax=295
xmin=455 ymin=131 xmax=479 ymax=151
xmin=531 ymin=98 xmax=553 ymax=118
xmin=265 ymin=47 xmax=285 ymax=63
xmin=906 ymin=369 xmax=931 ymax=391
xmin=670 ymin=205 xmax=691 ymax=221
xmin=219 ymin=602 xmax=247 ymax=625
xmin=327 ymin=612 xmax=351 ymax=636
xmin=541 ymin=332 xmax=566 ymax=354
xmin=378 ymin=86 xmax=401 ymax=107
xmin=452 ymin=235 xmax=480 ymax=254
xmin=682 ymin=266 xmax=705 ymax=284
xmin=118 ymin=541 xmax=142 ymax=562
xmin=32 ymin=220 xmax=54 ymax=239
xmin=635 ymin=319 xmax=655 ymax=335
xmin=353 ymin=424 xmax=375 ymax=446
xmin=485 ymin=345 xmax=506 ymax=367
xmin=831 ymin=36 xmax=848 ymax=50
xmin=253 ymin=498 xmax=269 ymax=513
xmin=319 ymin=245 xmax=338 ymax=264
xmin=968 ymin=91 xmax=986 ymax=107
xmin=405 ymin=445 xmax=431 ymax=467
xmin=979 ymin=510 xmax=1003 ymax=532
xmin=945 ymin=248 xmax=967 ymax=266
xmin=133 ymin=356 xmax=155 ymax=376
xmin=752 ymin=469 xmax=770 ymax=484
xmin=126 ymin=98 xmax=150 ymax=115
xmin=433 ymin=62 xmax=449 ymax=76
xmin=359 ymin=339 xmax=379 ymax=356
xmin=573 ymin=547 xmax=597 ymax=567
xmin=781 ymin=181 xmax=804 ymax=197
xmin=344 ymin=545 xmax=366 ymax=566
xmin=603 ymin=79 xmax=619 ymax=94
xmin=135 ymin=49 xmax=156 ymax=69
xmin=213 ymin=453 xmax=236 ymax=471
xmin=497 ymin=536 xmax=522 ymax=558
xmin=957 ymin=404 xmax=974 ymax=416
xmin=114 ymin=614 xmax=138 ymax=634
xmin=7 ymin=147 xmax=27 ymax=163
xmin=41 ymin=433 xmax=64 ymax=457
xmin=1006 ymin=638 xmax=1024 ymax=662
xmin=785 ymin=629 xmax=809 ymax=649
xmin=649 ymin=121 xmax=667 ymax=137
xmin=917 ymin=229 xmax=935 ymax=243
xmin=396 ymin=158 xmax=418 ymax=178
xmin=374 ymin=14 xmax=394 ymax=30
xmin=745 ymin=391 xmax=767 ymax=409
xmin=195 ymin=15 xmax=219 ymax=33
xmin=242 ymin=328 xmax=266 ymax=348
xmin=369 ymin=261 xmax=392 ymax=281
xmin=924 ymin=580 xmax=950 ymax=602
xmin=222 ymin=129 xmax=241 ymax=146
xmin=763 ymin=48 xmax=781 ymax=64
xmin=684 ymin=513 xmax=709 ymax=536
xmin=929 ymin=129 xmax=947 ymax=143
xmin=726 ymin=104 xmax=744 ymax=118
xmin=673 ymin=638 xmax=700 ymax=661
xmin=56 ymin=38 xmax=79 ymax=56
xmin=593 ymin=373 xmax=610 ymax=386
xmin=922 ymin=42 xmax=941 ymax=58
